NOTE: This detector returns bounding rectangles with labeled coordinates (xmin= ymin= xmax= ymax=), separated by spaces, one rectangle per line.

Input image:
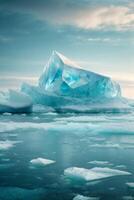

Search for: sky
xmin=0 ymin=0 xmax=133 ymax=98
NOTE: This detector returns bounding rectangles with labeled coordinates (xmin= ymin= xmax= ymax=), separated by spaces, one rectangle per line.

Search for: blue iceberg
xmin=21 ymin=51 xmax=131 ymax=112
xmin=39 ymin=51 xmax=121 ymax=99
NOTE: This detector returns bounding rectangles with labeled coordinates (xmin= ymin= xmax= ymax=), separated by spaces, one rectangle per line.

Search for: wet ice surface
xmin=0 ymin=110 xmax=134 ymax=200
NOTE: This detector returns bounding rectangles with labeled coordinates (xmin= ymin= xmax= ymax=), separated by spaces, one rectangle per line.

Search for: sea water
xmin=0 ymin=110 xmax=134 ymax=200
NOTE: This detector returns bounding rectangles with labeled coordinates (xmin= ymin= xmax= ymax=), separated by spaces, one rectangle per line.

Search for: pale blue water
xmin=0 ymin=111 xmax=134 ymax=200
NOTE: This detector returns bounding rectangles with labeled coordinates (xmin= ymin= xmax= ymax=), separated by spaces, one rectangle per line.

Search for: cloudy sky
xmin=0 ymin=0 xmax=133 ymax=98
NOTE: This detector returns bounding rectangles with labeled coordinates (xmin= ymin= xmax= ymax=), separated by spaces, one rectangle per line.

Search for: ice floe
xmin=64 ymin=167 xmax=131 ymax=181
xmin=73 ymin=194 xmax=99 ymax=200
xmin=89 ymin=143 xmax=121 ymax=149
xmin=30 ymin=157 xmax=55 ymax=167
xmin=126 ymin=182 xmax=134 ymax=188
xmin=88 ymin=160 xmax=111 ymax=166
xmin=0 ymin=140 xmax=21 ymax=150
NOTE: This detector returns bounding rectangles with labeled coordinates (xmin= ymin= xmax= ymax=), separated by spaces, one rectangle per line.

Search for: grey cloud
xmin=0 ymin=0 xmax=134 ymax=30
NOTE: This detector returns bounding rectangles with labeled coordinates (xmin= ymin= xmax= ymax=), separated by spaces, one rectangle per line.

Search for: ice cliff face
xmin=39 ymin=51 xmax=121 ymax=99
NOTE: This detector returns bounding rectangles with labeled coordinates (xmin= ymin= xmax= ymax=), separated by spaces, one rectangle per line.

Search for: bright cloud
xmin=48 ymin=5 xmax=134 ymax=30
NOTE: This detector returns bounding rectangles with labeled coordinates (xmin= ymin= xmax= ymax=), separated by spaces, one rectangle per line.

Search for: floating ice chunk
xmin=64 ymin=167 xmax=131 ymax=181
xmin=115 ymin=165 xmax=126 ymax=169
xmin=33 ymin=116 xmax=40 ymax=120
xmin=88 ymin=161 xmax=111 ymax=166
xmin=30 ymin=157 xmax=55 ymax=167
xmin=126 ymin=182 xmax=134 ymax=188
xmin=89 ymin=143 xmax=121 ymax=149
xmin=73 ymin=194 xmax=99 ymax=200
xmin=0 ymin=187 xmax=46 ymax=200
xmin=0 ymin=140 xmax=21 ymax=150
xmin=0 ymin=141 xmax=13 ymax=150
xmin=0 ymin=90 xmax=32 ymax=113
xmin=2 ymin=112 xmax=12 ymax=116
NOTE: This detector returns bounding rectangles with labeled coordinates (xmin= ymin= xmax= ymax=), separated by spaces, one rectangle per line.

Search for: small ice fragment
xmin=115 ymin=165 xmax=126 ymax=169
xmin=2 ymin=112 xmax=12 ymax=116
xmin=0 ymin=140 xmax=21 ymax=150
xmin=30 ymin=157 xmax=55 ymax=166
xmin=90 ymin=143 xmax=120 ymax=149
xmin=64 ymin=167 xmax=131 ymax=181
xmin=126 ymin=182 xmax=134 ymax=188
xmin=33 ymin=116 xmax=39 ymax=120
xmin=88 ymin=161 xmax=110 ymax=165
xmin=73 ymin=195 xmax=99 ymax=200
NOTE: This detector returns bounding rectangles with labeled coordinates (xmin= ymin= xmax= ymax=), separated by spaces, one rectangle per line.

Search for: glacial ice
xmin=39 ymin=51 xmax=121 ymax=98
xmin=0 ymin=90 xmax=32 ymax=113
xmin=21 ymin=51 xmax=131 ymax=112
xmin=64 ymin=167 xmax=131 ymax=181
xmin=30 ymin=157 xmax=55 ymax=166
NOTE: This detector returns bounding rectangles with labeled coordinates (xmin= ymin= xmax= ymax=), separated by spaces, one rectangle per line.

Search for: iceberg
xmin=21 ymin=51 xmax=131 ymax=112
xmin=39 ymin=51 xmax=121 ymax=99
xmin=64 ymin=167 xmax=131 ymax=181
xmin=0 ymin=90 xmax=32 ymax=113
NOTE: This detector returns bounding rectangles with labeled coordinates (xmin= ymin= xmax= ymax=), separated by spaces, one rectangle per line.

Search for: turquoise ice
xmin=21 ymin=51 xmax=131 ymax=112
xmin=39 ymin=51 xmax=121 ymax=99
